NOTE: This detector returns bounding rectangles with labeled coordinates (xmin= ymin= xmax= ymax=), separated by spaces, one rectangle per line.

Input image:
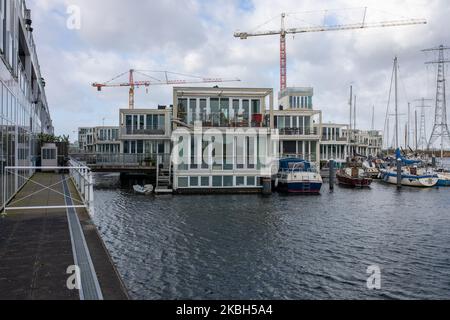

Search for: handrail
xmin=68 ymin=159 xmax=94 ymax=217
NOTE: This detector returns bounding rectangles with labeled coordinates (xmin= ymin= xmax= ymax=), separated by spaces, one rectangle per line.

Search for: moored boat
xmin=436 ymin=172 xmax=450 ymax=187
xmin=274 ymin=158 xmax=323 ymax=194
xmin=336 ymin=167 xmax=372 ymax=188
xmin=379 ymin=167 xmax=438 ymax=188
xmin=363 ymin=160 xmax=380 ymax=179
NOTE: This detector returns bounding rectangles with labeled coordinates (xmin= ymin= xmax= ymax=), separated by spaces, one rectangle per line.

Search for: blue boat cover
xmin=395 ymin=149 xmax=422 ymax=165
xmin=279 ymin=158 xmax=311 ymax=171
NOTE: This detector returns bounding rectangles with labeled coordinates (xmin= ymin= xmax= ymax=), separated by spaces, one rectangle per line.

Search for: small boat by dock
xmin=274 ymin=158 xmax=323 ymax=194
xmin=133 ymin=184 xmax=154 ymax=195
xmin=336 ymin=167 xmax=373 ymax=188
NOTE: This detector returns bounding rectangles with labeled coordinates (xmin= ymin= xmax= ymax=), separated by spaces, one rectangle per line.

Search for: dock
xmin=0 ymin=173 xmax=129 ymax=300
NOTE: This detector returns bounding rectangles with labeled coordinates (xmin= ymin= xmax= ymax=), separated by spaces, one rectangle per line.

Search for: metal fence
xmin=68 ymin=159 xmax=95 ymax=217
xmin=70 ymin=153 xmax=172 ymax=169
xmin=2 ymin=162 xmax=94 ymax=218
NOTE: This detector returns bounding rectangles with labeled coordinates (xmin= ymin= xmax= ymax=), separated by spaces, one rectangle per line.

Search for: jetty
xmin=0 ymin=171 xmax=129 ymax=300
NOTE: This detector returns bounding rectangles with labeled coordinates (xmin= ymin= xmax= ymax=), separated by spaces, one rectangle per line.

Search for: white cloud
xmin=27 ymin=0 xmax=448 ymax=146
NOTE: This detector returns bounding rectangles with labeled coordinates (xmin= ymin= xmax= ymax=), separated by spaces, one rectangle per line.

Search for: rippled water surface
xmin=92 ymin=168 xmax=450 ymax=300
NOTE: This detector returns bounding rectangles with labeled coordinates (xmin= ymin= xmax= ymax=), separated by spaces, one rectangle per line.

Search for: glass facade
xmin=289 ymin=95 xmax=313 ymax=109
xmin=178 ymin=97 xmax=265 ymax=128
xmin=0 ymin=0 xmax=54 ymax=208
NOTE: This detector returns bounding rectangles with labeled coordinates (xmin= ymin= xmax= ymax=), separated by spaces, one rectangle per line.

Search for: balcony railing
xmin=279 ymin=128 xmax=318 ymax=136
xmin=70 ymin=153 xmax=171 ymax=168
xmin=281 ymin=153 xmax=318 ymax=163
xmin=321 ymin=136 xmax=348 ymax=142
xmin=122 ymin=127 xmax=166 ymax=136
xmin=178 ymin=112 xmax=267 ymax=128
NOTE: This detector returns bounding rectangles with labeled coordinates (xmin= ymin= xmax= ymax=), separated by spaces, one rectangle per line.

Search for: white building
xmin=342 ymin=129 xmax=383 ymax=157
xmin=78 ymin=127 xmax=94 ymax=153
xmin=171 ymin=87 xmax=277 ymax=192
xmin=119 ymin=107 xmax=172 ymax=165
xmin=319 ymin=123 xmax=349 ymax=164
xmin=274 ymin=87 xmax=322 ymax=167
xmin=94 ymin=126 xmax=120 ymax=154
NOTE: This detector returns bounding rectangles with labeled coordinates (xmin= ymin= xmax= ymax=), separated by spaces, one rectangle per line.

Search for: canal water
xmin=92 ymin=164 xmax=450 ymax=300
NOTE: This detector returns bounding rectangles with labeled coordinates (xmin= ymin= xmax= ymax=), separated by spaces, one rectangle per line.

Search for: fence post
xmin=88 ymin=171 xmax=94 ymax=218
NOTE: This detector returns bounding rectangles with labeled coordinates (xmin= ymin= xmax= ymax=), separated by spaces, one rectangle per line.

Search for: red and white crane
xmin=93 ymin=69 xmax=240 ymax=109
xmin=234 ymin=8 xmax=426 ymax=91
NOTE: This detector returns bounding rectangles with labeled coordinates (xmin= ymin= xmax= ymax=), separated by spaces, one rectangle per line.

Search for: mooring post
xmin=329 ymin=160 xmax=335 ymax=191
xmin=262 ymin=177 xmax=272 ymax=196
xmin=432 ymin=156 xmax=436 ymax=168
xmin=397 ymin=159 xmax=402 ymax=189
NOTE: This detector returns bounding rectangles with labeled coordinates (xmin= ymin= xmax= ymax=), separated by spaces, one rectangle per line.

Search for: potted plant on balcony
xmin=141 ymin=156 xmax=156 ymax=167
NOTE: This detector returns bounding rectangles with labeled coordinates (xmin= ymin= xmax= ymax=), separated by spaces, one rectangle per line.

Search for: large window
xmin=220 ymin=98 xmax=230 ymax=126
xmin=189 ymin=99 xmax=197 ymax=124
xmin=242 ymin=100 xmax=250 ymax=123
xmin=210 ymin=98 xmax=220 ymax=126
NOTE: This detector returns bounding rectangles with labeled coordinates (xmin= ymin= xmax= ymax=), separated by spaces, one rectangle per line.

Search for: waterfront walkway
xmin=0 ymin=173 xmax=128 ymax=300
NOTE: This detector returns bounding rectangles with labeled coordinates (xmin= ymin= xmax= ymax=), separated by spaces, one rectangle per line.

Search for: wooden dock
xmin=0 ymin=173 xmax=129 ymax=300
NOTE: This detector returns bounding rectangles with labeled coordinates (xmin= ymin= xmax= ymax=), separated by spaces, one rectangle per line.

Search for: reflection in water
xmin=92 ymin=171 xmax=450 ymax=300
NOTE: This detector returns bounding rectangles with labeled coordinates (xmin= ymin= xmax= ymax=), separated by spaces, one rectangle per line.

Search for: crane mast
xmin=93 ymin=70 xmax=240 ymax=109
xmin=234 ymin=10 xmax=426 ymax=91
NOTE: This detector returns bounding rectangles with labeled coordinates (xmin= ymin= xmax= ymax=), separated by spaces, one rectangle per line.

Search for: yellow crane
xmin=234 ymin=8 xmax=427 ymax=91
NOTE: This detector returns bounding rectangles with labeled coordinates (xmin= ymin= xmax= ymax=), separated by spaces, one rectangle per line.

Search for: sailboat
xmin=379 ymin=156 xmax=439 ymax=187
xmin=379 ymin=57 xmax=439 ymax=188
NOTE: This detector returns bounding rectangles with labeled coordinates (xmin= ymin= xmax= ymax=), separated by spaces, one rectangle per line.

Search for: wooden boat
xmin=336 ymin=167 xmax=372 ymax=188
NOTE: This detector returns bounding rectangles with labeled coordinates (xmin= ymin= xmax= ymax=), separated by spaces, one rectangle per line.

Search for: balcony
xmin=122 ymin=127 xmax=166 ymax=136
xmin=178 ymin=112 xmax=268 ymax=128
xmin=321 ymin=136 xmax=348 ymax=142
xmin=279 ymin=127 xmax=318 ymax=136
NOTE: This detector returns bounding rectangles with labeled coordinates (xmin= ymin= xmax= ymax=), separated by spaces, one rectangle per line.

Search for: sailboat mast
xmin=372 ymin=106 xmax=375 ymax=131
xmin=349 ymin=85 xmax=353 ymax=156
xmin=354 ymin=95 xmax=357 ymax=131
xmin=407 ymin=102 xmax=411 ymax=148
xmin=394 ymin=57 xmax=399 ymax=150
xmin=415 ymin=110 xmax=418 ymax=151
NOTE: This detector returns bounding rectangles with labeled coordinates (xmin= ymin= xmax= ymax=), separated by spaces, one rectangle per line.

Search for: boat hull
xmin=277 ymin=181 xmax=322 ymax=194
xmin=437 ymin=174 xmax=450 ymax=187
xmin=336 ymin=173 xmax=372 ymax=188
xmin=380 ymin=171 xmax=438 ymax=188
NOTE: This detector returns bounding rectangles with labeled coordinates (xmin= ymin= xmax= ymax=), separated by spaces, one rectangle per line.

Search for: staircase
xmin=155 ymin=158 xmax=173 ymax=194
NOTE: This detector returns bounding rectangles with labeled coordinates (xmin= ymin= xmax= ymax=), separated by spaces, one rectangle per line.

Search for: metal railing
xmin=68 ymin=159 xmax=95 ymax=217
xmin=70 ymin=153 xmax=171 ymax=168
xmin=279 ymin=128 xmax=318 ymax=136
xmin=281 ymin=153 xmax=318 ymax=162
xmin=178 ymin=112 xmax=268 ymax=128
xmin=121 ymin=127 xmax=166 ymax=136
xmin=321 ymin=136 xmax=348 ymax=142
xmin=2 ymin=163 xmax=94 ymax=218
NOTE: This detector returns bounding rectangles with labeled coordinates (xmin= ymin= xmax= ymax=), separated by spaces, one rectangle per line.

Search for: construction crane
xmin=93 ymin=69 xmax=241 ymax=109
xmin=234 ymin=8 xmax=427 ymax=91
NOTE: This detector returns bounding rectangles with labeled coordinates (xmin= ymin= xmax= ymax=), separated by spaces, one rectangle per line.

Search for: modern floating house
xmin=77 ymin=87 xmax=384 ymax=193
xmin=171 ymin=87 xmax=278 ymax=193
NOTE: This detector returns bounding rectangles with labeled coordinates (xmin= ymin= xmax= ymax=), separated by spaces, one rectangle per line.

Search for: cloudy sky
xmin=28 ymin=0 xmax=449 ymax=147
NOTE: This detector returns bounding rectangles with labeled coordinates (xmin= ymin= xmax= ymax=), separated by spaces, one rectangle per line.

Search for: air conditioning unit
xmin=24 ymin=9 xmax=32 ymax=26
